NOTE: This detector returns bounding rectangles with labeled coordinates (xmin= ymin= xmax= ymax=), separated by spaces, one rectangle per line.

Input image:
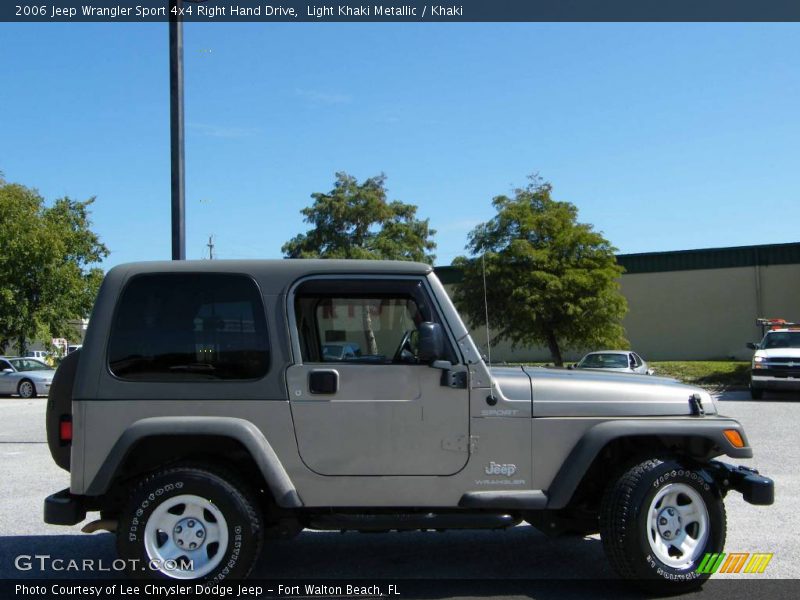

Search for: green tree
xmin=452 ymin=175 xmax=627 ymax=366
xmin=282 ymin=172 xmax=436 ymax=264
xmin=0 ymin=176 xmax=108 ymax=354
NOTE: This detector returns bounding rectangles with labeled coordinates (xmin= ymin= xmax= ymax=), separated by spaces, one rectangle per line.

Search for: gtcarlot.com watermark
xmin=14 ymin=554 xmax=192 ymax=573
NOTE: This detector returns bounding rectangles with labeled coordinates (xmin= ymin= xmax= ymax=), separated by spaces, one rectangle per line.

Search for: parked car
xmin=44 ymin=260 xmax=772 ymax=590
xmin=747 ymin=322 xmax=800 ymax=399
xmin=321 ymin=342 xmax=362 ymax=361
xmin=0 ymin=356 xmax=56 ymax=398
xmin=572 ymin=350 xmax=654 ymax=375
xmin=26 ymin=350 xmax=51 ymax=361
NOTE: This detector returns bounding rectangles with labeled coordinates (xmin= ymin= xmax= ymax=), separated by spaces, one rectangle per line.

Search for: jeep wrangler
xmin=45 ymin=260 xmax=773 ymax=590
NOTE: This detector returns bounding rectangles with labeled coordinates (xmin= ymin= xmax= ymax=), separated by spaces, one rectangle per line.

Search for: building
xmin=434 ymin=242 xmax=800 ymax=362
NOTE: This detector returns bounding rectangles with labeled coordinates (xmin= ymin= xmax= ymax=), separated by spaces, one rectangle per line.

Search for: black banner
xmin=3 ymin=579 xmax=800 ymax=600
xmin=3 ymin=0 xmax=800 ymax=23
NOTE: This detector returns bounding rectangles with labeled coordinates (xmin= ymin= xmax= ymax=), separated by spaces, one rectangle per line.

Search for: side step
xmin=459 ymin=490 xmax=548 ymax=510
xmin=307 ymin=512 xmax=521 ymax=532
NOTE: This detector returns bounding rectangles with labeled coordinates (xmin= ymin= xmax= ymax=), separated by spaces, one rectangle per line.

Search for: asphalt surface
xmin=0 ymin=391 xmax=797 ymax=595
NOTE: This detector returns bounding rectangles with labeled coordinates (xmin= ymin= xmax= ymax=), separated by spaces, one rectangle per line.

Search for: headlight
xmin=753 ymin=356 xmax=765 ymax=363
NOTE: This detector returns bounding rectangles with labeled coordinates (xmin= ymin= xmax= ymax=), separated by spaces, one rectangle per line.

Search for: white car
xmin=748 ymin=328 xmax=800 ymax=399
xmin=0 ymin=356 xmax=56 ymax=398
xmin=572 ymin=350 xmax=654 ymax=375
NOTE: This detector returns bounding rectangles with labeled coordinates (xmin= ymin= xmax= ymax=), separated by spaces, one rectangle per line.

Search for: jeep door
xmin=286 ymin=277 xmax=470 ymax=476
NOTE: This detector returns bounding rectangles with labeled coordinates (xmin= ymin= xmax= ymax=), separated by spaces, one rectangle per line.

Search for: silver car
xmin=573 ymin=350 xmax=654 ymax=375
xmin=0 ymin=356 xmax=56 ymax=398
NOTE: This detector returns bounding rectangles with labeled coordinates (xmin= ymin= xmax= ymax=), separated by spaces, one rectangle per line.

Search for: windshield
xmin=762 ymin=332 xmax=800 ymax=350
xmin=579 ymin=353 xmax=629 ymax=368
xmin=9 ymin=358 xmax=51 ymax=372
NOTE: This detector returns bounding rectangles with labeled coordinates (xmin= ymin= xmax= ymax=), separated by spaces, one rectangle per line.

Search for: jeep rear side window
xmin=108 ymin=273 xmax=269 ymax=381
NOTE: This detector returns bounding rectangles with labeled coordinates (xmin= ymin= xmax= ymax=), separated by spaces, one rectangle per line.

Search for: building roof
xmin=433 ymin=241 xmax=800 ymax=283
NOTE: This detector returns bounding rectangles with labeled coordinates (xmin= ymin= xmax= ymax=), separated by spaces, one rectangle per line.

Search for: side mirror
xmin=2 ymin=368 xmax=13 ymax=374
xmin=746 ymin=342 xmax=759 ymax=350
xmin=418 ymin=322 xmax=444 ymax=362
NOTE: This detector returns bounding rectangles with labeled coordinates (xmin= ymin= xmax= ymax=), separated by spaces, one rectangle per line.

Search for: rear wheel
xmin=600 ymin=458 xmax=726 ymax=593
xmin=17 ymin=379 xmax=36 ymax=398
xmin=117 ymin=465 xmax=263 ymax=580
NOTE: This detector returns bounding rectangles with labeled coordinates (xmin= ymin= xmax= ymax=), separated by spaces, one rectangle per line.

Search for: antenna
xmin=206 ymin=235 xmax=215 ymax=260
xmin=482 ymin=252 xmax=492 ymax=369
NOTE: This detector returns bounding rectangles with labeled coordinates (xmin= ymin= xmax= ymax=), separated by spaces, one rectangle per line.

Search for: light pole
xmin=169 ymin=0 xmax=185 ymax=260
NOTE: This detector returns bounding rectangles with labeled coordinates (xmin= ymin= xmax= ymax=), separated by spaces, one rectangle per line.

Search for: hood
xmin=489 ymin=366 xmax=536 ymax=403
xmin=489 ymin=366 xmax=715 ymax=418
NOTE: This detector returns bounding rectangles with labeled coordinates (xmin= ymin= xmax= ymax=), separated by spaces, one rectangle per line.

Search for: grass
xmin=647 ymin=361 xmax=750 ymax=390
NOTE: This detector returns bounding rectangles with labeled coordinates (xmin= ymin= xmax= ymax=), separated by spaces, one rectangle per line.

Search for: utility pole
xmin=207 ymin=235 xmax=215 ymax=260
xmin=169 ymin=0 xmax=185 ymax=260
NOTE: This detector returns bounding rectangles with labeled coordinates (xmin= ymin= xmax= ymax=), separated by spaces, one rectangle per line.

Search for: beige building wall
xmin=442 ymin=263 xmax=800 ymax=363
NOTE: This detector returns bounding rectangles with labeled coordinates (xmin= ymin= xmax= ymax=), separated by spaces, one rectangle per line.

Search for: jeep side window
xmin=108 ymin=273 xmax=269 ymax=381
xmin=294 ymin=279 xmax=451 ymax=365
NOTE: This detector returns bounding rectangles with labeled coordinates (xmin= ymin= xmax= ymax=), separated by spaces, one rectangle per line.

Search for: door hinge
xmin=440 ymin=369 xmax=468 ymax=389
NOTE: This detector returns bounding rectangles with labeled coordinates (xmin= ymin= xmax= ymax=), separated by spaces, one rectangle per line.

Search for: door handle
xmin=308 ymin=369 xmax=339 ymax=395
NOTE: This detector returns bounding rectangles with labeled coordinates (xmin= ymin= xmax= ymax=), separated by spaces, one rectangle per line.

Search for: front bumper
xmin=44 ymin=488 xmax=86 ymax=525
xmin=706 ymin=461 xmax=774 ymax=505
xmin=751 ymin=374 xmax=800 ymax=391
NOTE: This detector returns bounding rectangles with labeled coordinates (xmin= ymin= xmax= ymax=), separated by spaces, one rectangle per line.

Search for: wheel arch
xmin=85 ymin=416 xmax=302 ymax=509
xmin=545 ymin=419 xmax=752 ymax=510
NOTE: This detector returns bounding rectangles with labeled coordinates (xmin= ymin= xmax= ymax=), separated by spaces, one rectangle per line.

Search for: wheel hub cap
xmin=173 ymin=517 xmax=206 ymax=551
xmin=656 ymin=507 xmax=683 ymax=540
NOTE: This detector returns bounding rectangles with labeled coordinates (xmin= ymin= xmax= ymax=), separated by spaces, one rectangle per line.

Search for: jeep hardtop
xmin=45 ymin=260 xmax=773 ymax=590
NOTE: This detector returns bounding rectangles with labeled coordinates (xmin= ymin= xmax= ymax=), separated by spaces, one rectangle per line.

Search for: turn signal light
xmin=59 ymin=416 xmax=72 ymax=443
xmin=724 ymin=429 xmax=744 ymax=448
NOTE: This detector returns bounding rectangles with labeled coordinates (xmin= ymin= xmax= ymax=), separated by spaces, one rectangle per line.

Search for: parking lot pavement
xmin=1 ymin=393 xmax=798 ymax=588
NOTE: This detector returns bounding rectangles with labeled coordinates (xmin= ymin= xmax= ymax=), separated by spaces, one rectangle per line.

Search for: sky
xmin=0 ymin=23 xmax=798 ymax=268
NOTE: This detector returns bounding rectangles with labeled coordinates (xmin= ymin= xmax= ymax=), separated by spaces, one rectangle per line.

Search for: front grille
xmin=765 ymin=357 xmax=800 ymax=364
xmin=765 ymin=357 xmax=800 ymax=371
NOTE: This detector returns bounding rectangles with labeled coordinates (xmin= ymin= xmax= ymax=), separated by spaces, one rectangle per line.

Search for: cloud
xmin=294 ymin=88 xmax=353 ymax=105
xmin=188 ymin=123 xmax=259 ymax=139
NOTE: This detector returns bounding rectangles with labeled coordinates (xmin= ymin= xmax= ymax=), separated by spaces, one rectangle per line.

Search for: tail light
xmin=59 ymin=415 xmax=72 ymax=444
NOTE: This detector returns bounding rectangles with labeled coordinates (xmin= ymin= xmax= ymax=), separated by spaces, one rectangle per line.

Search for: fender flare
xmin=84 ymin=416 xmax=302 ymax=508
xmin=545 ymin=418 xmax=752 ymax=509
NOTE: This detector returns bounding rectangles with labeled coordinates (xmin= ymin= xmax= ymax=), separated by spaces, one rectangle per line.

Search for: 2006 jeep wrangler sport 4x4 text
xmin=44 ymin=260 xmax=774 ymax=590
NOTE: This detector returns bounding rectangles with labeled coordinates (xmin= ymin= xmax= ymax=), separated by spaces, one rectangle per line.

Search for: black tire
xmin=750 ymin=386 xmax=764 ymax=400
xmin=17 ymin=379 xmax=36 ymax=398
xmin=117 ymin=465 xmax=263 ymax=580
xmin=600 ymin=458 xmax=726 ymax=593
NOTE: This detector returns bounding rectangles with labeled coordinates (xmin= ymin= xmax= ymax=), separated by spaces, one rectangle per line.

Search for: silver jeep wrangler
xmin=44 ymin=260 xmax=773 ymax=589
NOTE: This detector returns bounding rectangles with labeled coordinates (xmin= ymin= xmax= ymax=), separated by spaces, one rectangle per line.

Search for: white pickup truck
xmin=748 ymin=319 xmax=800 ymax=399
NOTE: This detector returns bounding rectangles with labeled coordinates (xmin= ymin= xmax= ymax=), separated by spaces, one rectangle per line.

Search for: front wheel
xmin=17 ymin=379 xmax=36 ymax=398
xmin=750 ymin=385 xmax=764 ymax=400
xmin=600 ymin=458 xmax=726 ymax=593
xmin=117 ymin=465 xmax=263 ymax=580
